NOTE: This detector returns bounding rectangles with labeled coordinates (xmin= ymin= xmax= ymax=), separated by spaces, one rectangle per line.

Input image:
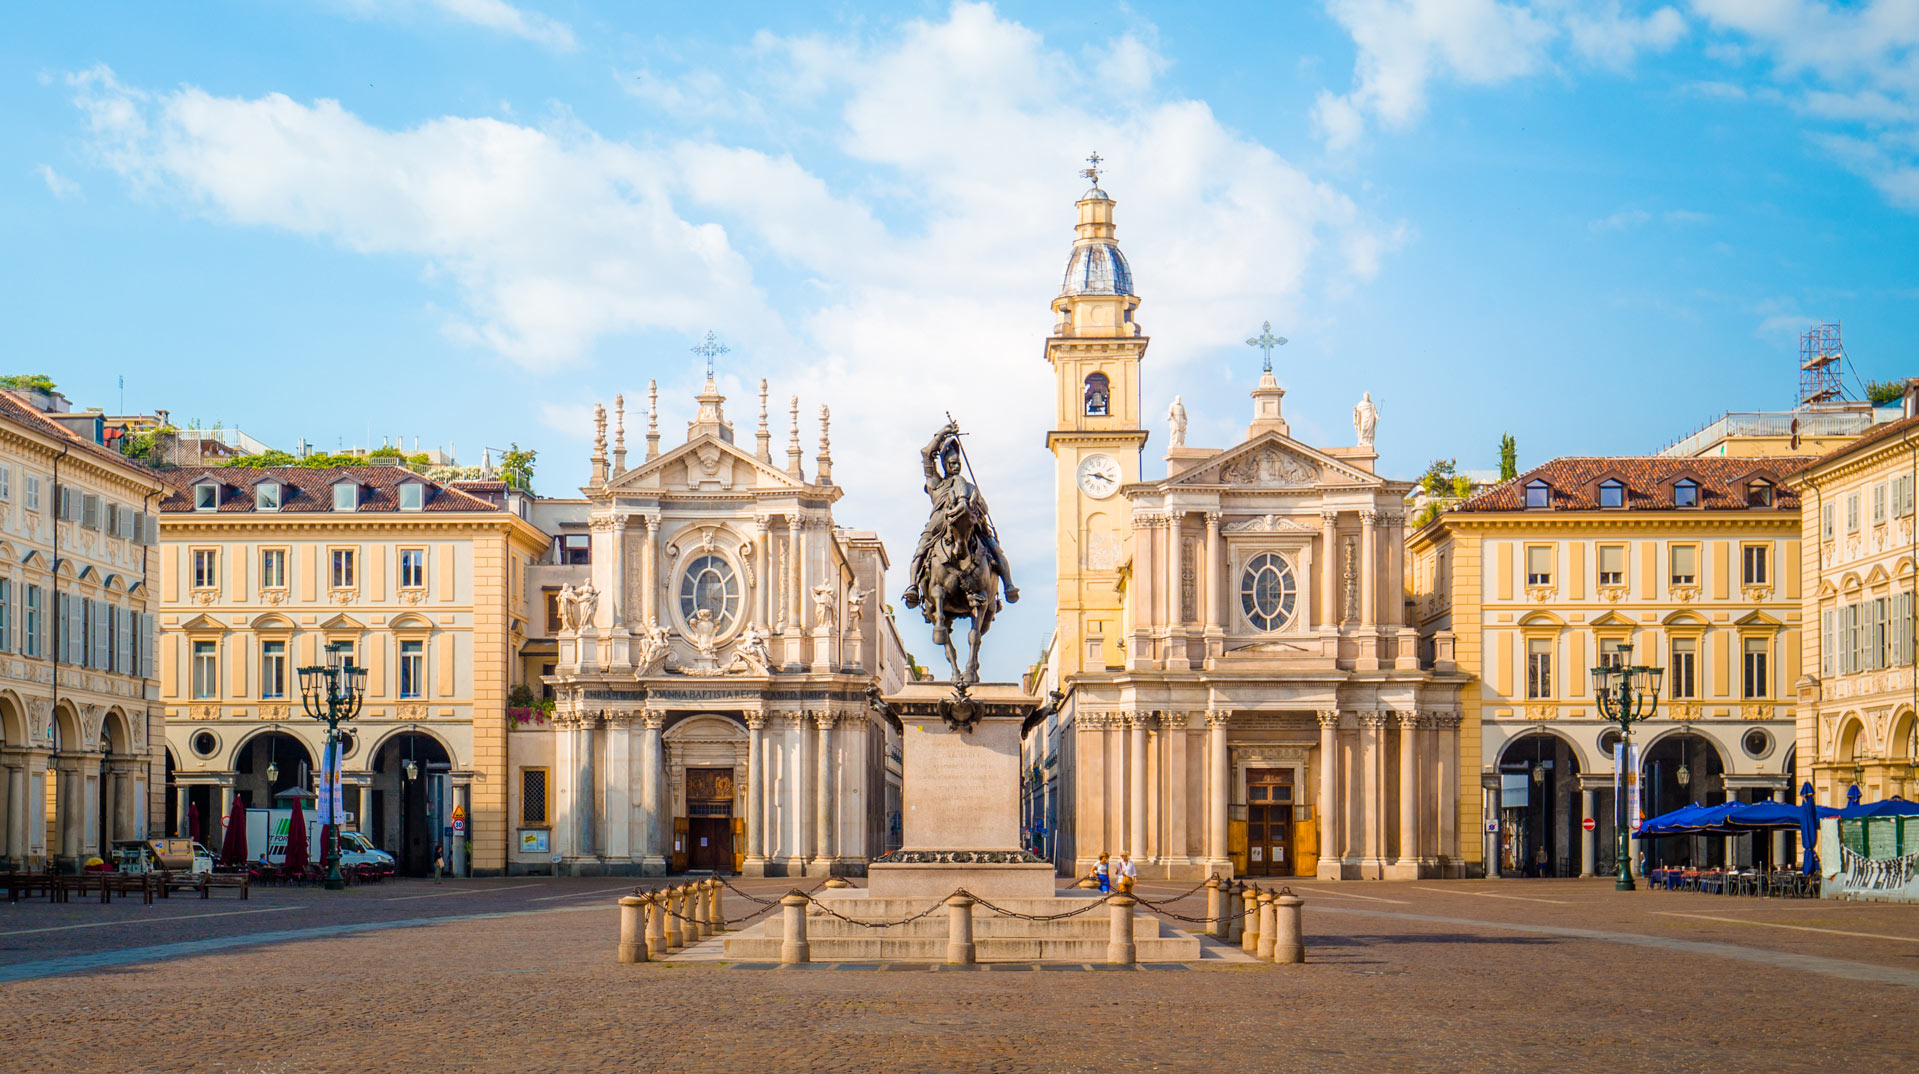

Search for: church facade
xmin=1039 ymin=174 xmax=1470 ymax=881
xmin=517 ymin=371 xmax=908 ymax=876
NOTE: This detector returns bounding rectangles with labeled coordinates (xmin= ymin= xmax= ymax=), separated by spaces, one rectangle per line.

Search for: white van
xmin=244 ymin=808 xmax=396 ymax=872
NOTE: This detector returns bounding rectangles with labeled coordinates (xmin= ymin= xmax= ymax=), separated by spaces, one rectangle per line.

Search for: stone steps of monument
xmin=719 ymin=933 xmax=1201 ymax=963
xmin=792 ymin=914 xmax=1172 ymax=940
xmin=811 ymin=896 xmax=1105 ymax=918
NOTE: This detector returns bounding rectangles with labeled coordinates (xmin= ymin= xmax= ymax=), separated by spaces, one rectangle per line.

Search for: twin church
xmin=529 ymin=167 xmax=1464 ymax=881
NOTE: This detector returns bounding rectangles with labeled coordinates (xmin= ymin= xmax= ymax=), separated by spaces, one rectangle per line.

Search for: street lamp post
xmin=298 ymin=658 xmax=367 ymax=891
xmin=1592 ymin=644 xmax=1663 ymax=892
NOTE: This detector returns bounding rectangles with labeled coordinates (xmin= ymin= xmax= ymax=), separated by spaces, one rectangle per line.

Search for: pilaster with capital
xmin=1358 ymin=509 xmax=1379 ymax=633
xmin=638 ymin=708 xmax=667 ymax=871
xmin=1202 ymin=511 xmax=1223 ymax=645
xmin=1205 ymin=708 xmax=1231 ymax=867
xmin=1396 ymin=710 xmax=1421 ymax=866
xmin=743 ymin=712 xmax=767 ymax=870
xmin=1357 ymin=710 xmax=1389 ymax=864
xmin=784 ymin=711 xmax=811 ymax=867
xmin=1315 ymin=709 xmax=1342 ymax=868
xmin=1319 ymin=509 xmax=1342 ymax=630
xmin=812 ymin=710 xmax=836 ymax=868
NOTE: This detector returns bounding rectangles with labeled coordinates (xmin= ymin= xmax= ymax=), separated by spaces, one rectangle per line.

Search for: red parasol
xmin=284 ymin=795 xmax=310 ymax=877
xmin=218 ymin=795 xmax=249 ymax=869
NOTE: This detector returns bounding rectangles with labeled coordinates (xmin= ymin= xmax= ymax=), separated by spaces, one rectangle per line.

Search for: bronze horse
xmin=901 ymin=422 xmax=1018 ymax=687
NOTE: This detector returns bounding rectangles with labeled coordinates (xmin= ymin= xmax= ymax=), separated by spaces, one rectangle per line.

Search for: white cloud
xmin=335 ymin=0 xmax=577 ymax=50
xmin=1589 ymin=207 xmax=1651 ymax=231
xmin=37 ymin=164 xmax=79 ymax=199
xmin=69 ymin=3 xmax=1390 ymax=665
xmin=1314 ymin=0 xmax=1687 ymax=148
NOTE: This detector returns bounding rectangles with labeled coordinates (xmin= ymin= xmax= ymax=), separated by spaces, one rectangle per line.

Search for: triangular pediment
xmin=1168 ymin=431 xmax=1379 ymax=490
xmin=177 ymin=613 xmax=226 ymax=633
xmin=318 ymin=613 xmax=368 ymax=633
xmin=605 ymin=433 xmax=803 ymax=494
xmin=1589 ymin=611 xmax=1634 ymax=629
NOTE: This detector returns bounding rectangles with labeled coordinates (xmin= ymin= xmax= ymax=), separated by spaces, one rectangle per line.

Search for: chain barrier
xmin=630 ymin=876 xmax=830 ymax=929
xmin=961 ymin=888 xmax=1119 ymax=922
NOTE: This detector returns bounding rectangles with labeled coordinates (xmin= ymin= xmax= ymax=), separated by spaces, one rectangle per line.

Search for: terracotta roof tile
xmin=0 ymin=390 xmax=156 ymax=477
xmin=1449 ymin=456 xmax=1812 ymax=514
xmin=157 ymin=466 xmax=505 ymax=514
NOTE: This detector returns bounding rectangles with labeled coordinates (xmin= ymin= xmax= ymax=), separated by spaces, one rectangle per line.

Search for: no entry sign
xmin=1582 ymin=817 xmax=1597 ymax=832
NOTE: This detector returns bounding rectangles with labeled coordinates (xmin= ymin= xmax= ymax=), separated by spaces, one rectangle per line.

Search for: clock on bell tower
xmin=1046 ymin=156 xmax=1149 ymax=682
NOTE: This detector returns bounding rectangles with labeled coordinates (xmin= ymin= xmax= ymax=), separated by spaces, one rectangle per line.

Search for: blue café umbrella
xmin=1799 ymin=781 xmax=1821 ymax=876
xmin=1837 ymin=796 xmax=1919 ymax=820
xmin=1634 ymin=803 xmax=1719 ymax=838
xmin=1848 ymin=783 xmax=1864 ymax=806
xmin=1725 ymin=800 xmax=1805 ymax=829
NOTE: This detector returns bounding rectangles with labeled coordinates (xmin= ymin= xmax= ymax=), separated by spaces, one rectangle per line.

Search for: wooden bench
xmin=198 ymin=872 xmax=251 ymax=900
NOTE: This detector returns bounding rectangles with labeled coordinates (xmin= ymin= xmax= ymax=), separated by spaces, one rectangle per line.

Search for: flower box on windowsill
xmin=510 ymin=703 xmax=552 ymax=728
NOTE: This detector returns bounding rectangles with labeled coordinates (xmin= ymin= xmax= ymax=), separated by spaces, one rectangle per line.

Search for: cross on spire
xmin=1245 ymin=320 xmax=1289 ymax=373
xmin=691 ymin=331 xmax=730 ymax=379
xmin=1081 ymin=150 xmax=1103 ymax=186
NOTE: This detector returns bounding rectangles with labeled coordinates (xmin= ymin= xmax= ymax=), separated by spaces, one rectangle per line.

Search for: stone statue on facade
xmin=574 ymin=582 xmax=600 ymax=632
xmin=557 ymin=583 xmax=579 ymax=631
xmin=1167 ymin=395 xmax=1187 ymax=448
xmin=731 ymin=621 xmax=773 ymax=675
xmin=635 ymin=616 xmax=672 ymax=673
xmin=811 ymin=580 xmax=836 ymax=631
xmin=1354 ymin=391 xmax=1378 ymax=446
xmin=899 ymin=420 xmax=1018 ymax=686
xmin=844 ymin=584 xmax=869 ymax=630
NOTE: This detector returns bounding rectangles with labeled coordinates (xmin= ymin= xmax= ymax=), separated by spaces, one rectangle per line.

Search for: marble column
xmin=1129 ymin=513 xmax=1154 ymax=665
xmin=1164 ymin=513 xmax=1187 ymax=669
xmin=1316 ymin=710 xmax=1341 ymax=876
xmin=576 ymin=720 xmax=597 ymax=857
xmin=754 ymin=515 xmax=772 ymax=631
xmin=1206 ymin=710 xmax=1230 ymax=871
xmin=1164 ymin=712 xmax=1189 ymax=868
xmin=1202 ymin=511 xmax=1223 ymax=659
xmin=1580 ymin=787 xmax=1597 ymax=877
xmin=174 ymin=783 xmax=189 ymax=838
xmin=1437 ymin=715 xmax=1460 ymax=870
xmin=1359 ymin=713 xmax=1387 ymax=873
xmin=640 ymin=515 xmax=658 ymax=625
xmin=1129 ymin=714 xmax=1149 ymax=860
xmin=812 ymin=712 xmax=835 ymax=873
xmin=785 ymin=713 xmax=810 ymax=873
xmin=785 ymin=517 xmax=803 ymax=651
xmin=744 ymin=714 xmax=766 ymax=875
xmin=640 ymin=710 xmax=666 ymax=874
xmin=1320 ymin=510 xmax=1341 ymax=628
xmin=604 ymin=716 xmax=632 ymax=863
xmin=611 ymin=516 xmax=629 ymax=636
xmin=1359 ymin=511 xmax=1379 ymax=669
xmin=8 ymin=761 xmax=30 ymax=860
xmin=1397 ymin=711 xmax=1420 ymax=870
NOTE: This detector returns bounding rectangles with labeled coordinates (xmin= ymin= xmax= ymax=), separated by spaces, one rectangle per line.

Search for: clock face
xmin=1077 ymin=454 xmax=1122 ymax=499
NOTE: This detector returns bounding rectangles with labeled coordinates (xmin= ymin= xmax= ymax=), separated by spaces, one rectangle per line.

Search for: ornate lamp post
xmin=298 ymin=657 xmax=367 ymax=890
xmin=1592 ymin=643 xmax=1663 ymax=891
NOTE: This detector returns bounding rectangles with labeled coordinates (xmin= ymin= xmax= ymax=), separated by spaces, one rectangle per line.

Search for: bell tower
xmin=1046 ymin=155 xmax=1149 ymax=683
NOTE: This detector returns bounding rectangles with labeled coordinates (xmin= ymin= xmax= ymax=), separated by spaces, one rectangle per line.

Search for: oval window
xmin=1239 ymin=552 xmax=1297 ymax=632
xmin=679 ymin=555 xmax=741 ymax=633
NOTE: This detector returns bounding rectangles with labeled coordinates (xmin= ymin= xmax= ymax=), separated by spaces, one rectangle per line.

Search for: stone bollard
xmin=1270 ymin=888 xmax=1305 ymax=964
xmin=946 ymin=894 xmax=977 ymax=965
xmin=1107 ymin=893 xmax=1138 ymax=965
xmin=692 ymin=881 xmax=711 ymax=940
xmin=644 ymin=893 xmax=667 ymax=960
xmin=1240 ymin=885 xmax=1261 ymax=955
xmin=618 ymin=896 xmax=648 ymax=963
xmin=1225 ymin=882 xmax=1244 ymax=945
xmin=708 ymin=878 xmax=723 ymax=933
xmin=1256 ymin=890 xmax=1277 ymax=961
xmin=823 ymin=876 xmax=851 ymax=890
xmin=1205 ymin=877 xmax=1225 ymax=941
xmin=663 ymin=886 xmax=685 ymax=949
xmin=780 ymin=893 xmax=810 ymax=964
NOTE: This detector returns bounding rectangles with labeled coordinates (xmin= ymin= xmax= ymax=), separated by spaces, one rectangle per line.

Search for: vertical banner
xmin=1626 ymin=743 xmax=1643 ymax=834
xmin=317 ymin=739 xmax=337 ymax=826
xmin=328 ymin=740 xmax=345 ymax=823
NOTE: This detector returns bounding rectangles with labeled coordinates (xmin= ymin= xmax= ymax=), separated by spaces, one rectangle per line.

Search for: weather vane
xmin=1245 ymin=320 xmax=1288 ymax=373
xmin=1081 ymin=150 xmax=1102 ymax=186
xmin=691 ymin=331 xmax=730 ymax=379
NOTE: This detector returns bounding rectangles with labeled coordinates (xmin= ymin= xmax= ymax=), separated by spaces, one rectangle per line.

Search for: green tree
xmin=1418 ymin=458 xmax=1458 ymax=496
xmin=1866 ymin=380 xmax=1908 ymax=406
xmin=500 ymin=443 xmax=537 ymax=491
xmin=0 ymin=374 xmax=57 ymax=392
xmin=228 ymin=450 xmax=298 ymax=467
xmin=1498 ymin=433 xmax=1517 ymax=482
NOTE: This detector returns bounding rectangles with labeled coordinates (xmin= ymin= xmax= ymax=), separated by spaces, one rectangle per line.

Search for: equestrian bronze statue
xmin=900 ymin=420 xmax=1018 ymax=687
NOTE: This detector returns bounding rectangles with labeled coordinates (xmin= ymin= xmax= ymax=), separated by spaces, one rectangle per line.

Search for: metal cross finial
xmin=1081 ymin=150 xmax=1103 ymax=186
xmin=1245 ymin=320 xmax=1289 ymax=373
xmin=691 ymin=331 xmax=730 ymax=379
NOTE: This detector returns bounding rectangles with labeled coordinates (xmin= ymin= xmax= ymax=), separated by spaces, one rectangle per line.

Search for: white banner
xmin=317 ymin=739 xmax=342 ymax=826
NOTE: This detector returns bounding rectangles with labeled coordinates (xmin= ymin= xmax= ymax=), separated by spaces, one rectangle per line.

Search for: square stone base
xmin=866 ymin=861 xmax=1058 ymax=901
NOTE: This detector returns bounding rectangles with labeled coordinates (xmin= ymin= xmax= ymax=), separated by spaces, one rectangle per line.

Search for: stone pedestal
xmin=866 ymin=682 xmax=1054 ymax=902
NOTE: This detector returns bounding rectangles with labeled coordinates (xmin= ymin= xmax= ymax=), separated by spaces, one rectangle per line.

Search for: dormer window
xmin=332 ymin=483 xmax=358 ymax=511
xmin=1598 ymin=479 xmax=1625 ymax=509
xmin=398 ymin=482 xmax=424 ymax=512
xmin=194 ymin=482 xmax=219 ymax=511
xmin=1084 ymin=372 xmax=1110 ymax=417
xmin=1746 ymin=480 xmax=1774 ymax=508
xmin=1673 ymin=479 xmax=1699 ymax=508
xmin=256 ymin=482 xmax=281 ymax=511
xmin=1524 ymin=480 xmax=1551 ymax=509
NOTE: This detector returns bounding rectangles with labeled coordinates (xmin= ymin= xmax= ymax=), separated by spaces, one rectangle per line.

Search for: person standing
xmin=1093 ymin=853 xmax=1111 ymax=893
xmin=434 ymin=844 xmax=446 ymax=884
xmin=1116 ymin=852 xmax=1139 ymax=893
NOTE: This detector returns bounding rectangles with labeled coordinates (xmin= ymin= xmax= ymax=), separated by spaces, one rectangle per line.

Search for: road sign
xmin=453 ymin=818 xmax=466 ymax=834
xmin=1484 ymin=820 xmax=1498 ymax=833
xmin=451 ymin=804 xmax=466 ymax=822
xmin=1582 ymin=817 xmax=1597 ymax=832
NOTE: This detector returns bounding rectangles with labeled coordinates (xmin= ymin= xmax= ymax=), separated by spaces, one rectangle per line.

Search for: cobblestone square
xmin=3 ymin=877 xmax=1914 ymax=1073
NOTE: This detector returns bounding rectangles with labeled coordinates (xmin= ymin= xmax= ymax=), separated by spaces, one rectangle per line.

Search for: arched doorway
xmin=370 ymin=731 xmax=452 ymax=876
xmin=234 ymin=731 xmax=316 ymax=812
xmin=1641 ymin=729 xmax=1727 ymax=869
xmin=665 ymin=714 xmax=747 ymax=875
xmin=48 ymin=703 xmax=85 ymax=869
xmin=1496 ymin=731 xmax=1582 ymax=878
xmin=0 ymin=692 xmax=27 ymax=866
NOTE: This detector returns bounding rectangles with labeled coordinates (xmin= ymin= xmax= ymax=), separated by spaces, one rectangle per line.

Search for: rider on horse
xmin=900 ymin=421 xmax=1018 ymax=623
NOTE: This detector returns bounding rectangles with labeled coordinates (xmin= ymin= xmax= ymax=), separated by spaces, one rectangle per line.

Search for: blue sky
xmin=5 ymin=1 xmax=1916 ymax=676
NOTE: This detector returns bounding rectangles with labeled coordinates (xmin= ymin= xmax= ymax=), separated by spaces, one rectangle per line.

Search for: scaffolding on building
xmin=1800 ymin=322 xmax=1847 ymax=406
